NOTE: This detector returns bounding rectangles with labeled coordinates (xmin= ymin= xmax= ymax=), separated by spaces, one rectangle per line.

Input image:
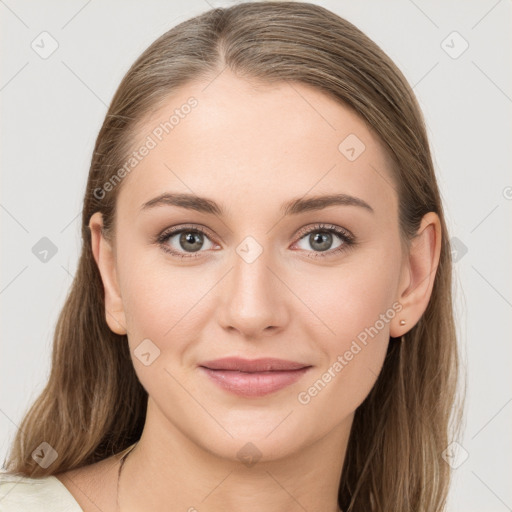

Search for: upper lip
xmin=199 ymin=357 xmax=310 ymax=372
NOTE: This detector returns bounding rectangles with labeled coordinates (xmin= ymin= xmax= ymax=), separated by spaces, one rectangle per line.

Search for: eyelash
xmin=155 ymin=223 xmax=356 ymax=260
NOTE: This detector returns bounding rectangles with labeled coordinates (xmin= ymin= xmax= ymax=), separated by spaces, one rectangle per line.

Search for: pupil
xmin=180 ymin=231 xmax=203 ymax=252
xmin=311 ymin=232 xmax=332 ymax=251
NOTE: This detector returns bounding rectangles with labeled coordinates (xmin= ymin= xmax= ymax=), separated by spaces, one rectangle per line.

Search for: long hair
xmin=3 ymin=2 xmax=463 ymax=510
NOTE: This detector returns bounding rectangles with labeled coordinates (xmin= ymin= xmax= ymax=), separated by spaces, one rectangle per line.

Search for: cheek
xmin=296 ymin=336 xmax=389 ymax=423
xmin=293 ymin=248 xmax=399 ymax=411
xmin=116 ymin=244 xmax=222 ymax=382
xmin=295 ymin=279 xmax=393 ymax=422
xmin=118 ymin=259 xmax=209 ymax=397
xmin=121 ymin=263 xmax=205 ymax=341
xmin=300 ymin=245 xmax=400 ymax=346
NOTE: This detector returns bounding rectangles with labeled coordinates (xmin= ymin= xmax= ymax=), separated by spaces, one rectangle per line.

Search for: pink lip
xmin=199 ymin=357 xmax=312 ymax=397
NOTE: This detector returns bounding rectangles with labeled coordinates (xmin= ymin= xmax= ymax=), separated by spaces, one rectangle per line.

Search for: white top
xmin=0 ymin=472 xmax=83 ymax=511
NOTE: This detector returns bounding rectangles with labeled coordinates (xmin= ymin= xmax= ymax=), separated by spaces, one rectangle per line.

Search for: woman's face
xmin=93 ymin=70 xmax=411 ymax=461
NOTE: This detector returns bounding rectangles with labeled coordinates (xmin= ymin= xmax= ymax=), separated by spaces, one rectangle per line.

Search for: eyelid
xmin=157 ymin=223 xmax=217 ymax=243
xmin=294 ymin=223 xmax=353 ymax=241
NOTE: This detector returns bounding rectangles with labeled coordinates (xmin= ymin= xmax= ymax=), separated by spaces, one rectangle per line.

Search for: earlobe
xmin=390 ymin=212 xmax=442 ymax=338
xmin=88 ymin=212 xmax=127 ymax=336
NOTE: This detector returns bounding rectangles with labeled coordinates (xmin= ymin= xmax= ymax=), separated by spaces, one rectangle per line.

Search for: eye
xmin=292 ymin=223 xmax=355 ymax=258
xmin=156 ymin=225 xmax=217 ymax=259
xmin=156 ymin=222 xmax=356 ymax=260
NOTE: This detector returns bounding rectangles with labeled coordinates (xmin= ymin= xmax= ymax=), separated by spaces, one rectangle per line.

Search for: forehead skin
xmin=114 ymin=69 xmax=399 ymax=260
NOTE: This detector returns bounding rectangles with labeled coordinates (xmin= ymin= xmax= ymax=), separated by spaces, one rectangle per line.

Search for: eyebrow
xmin=140 ymin=192 xmax=374 ymax=216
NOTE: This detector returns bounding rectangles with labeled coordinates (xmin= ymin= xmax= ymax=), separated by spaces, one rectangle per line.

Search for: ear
xmin=88 ymin=212 xmax=127 ymax=335
xmin=390 ymin=212 xmax=442 ymax=338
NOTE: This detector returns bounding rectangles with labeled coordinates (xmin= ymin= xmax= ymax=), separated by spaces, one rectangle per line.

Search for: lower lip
xmin=199 ymin=367 xmax=311 ymax=397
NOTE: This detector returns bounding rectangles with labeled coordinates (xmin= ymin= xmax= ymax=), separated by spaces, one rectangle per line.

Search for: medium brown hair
xmin=4 ymin=2 xmax=463 ymax=510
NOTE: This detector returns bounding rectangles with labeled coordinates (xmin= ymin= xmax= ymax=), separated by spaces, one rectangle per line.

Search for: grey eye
xmin=165 ymin=230 xmax=215 ymax=253
xmin=296 ymin=231 xmax=343 ymax=252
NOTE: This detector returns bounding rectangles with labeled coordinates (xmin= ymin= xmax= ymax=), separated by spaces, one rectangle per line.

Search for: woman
xmin=0 ymin=2 xmax=462 ymax=511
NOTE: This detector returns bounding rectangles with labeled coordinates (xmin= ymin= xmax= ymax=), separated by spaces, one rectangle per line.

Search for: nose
xmin=216 ymin=242 xmax=290 ymax=340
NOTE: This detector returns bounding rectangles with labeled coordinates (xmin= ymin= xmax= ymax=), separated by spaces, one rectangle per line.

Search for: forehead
xmin=116 ymin=70 xmax=397 ymax=221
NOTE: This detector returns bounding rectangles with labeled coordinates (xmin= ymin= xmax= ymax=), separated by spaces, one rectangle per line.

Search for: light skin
xmin=56 ymin=69 xmax=441 ymax=512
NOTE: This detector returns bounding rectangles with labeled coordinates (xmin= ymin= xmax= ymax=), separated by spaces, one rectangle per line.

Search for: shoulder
xmin=0 ymin=471 xmax=83 ymax=512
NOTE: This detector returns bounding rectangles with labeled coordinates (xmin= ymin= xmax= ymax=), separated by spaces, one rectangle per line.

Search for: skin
xmin=56 ymin=69 xmax=441 ymax=512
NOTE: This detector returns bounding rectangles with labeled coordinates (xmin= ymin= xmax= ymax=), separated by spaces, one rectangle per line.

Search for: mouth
xmin=198 ymin=357 xmax=312 ymax=397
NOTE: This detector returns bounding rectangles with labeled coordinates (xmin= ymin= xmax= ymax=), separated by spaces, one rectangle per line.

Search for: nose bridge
xmin=218 ymin=234 xmax=288 ymax=337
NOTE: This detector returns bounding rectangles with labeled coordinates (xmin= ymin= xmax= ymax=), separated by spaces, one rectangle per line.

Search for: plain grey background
xmin=1 ymin=1 xmax=511 ymax=510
